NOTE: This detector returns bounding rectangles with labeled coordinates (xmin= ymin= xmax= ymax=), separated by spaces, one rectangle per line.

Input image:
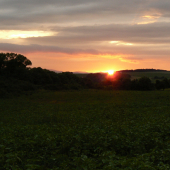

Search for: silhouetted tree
xmin=155 ymin=80 xmax=163 ymax=90
xmin=0 ymin=53 xmax=32 ymax=75
xmin=162 ymin=78 xmax=170 ymax=89
xmin=155 ymin=78 xmax=170 ymax=90
xmin=138 ymin=77 xmax=153 ymax=90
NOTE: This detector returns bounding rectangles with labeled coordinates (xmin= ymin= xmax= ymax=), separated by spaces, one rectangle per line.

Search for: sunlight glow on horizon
xmin=107 ymin=70 xmax=115 ymax=75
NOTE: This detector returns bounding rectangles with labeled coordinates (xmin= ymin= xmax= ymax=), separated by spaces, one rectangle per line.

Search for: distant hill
xmin=119 ymin=69 xmax=168 ymax=72
xmin=49 ymin=69 xmax=88 ymax=74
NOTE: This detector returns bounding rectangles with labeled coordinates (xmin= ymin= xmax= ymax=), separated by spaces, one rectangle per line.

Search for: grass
xmin=1 ymin=89 xmax=170 ymax=169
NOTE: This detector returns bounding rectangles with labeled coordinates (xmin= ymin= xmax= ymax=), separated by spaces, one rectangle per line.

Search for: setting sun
xmin=107 ymin=70 xmax=115 ymax=75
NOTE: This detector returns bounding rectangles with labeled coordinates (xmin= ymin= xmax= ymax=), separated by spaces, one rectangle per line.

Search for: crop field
xmin=1 ymin=89 xmax=170 ymax=169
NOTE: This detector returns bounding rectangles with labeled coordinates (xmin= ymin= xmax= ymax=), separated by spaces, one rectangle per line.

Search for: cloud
xmin=0 ymin=43 xmax=99 ymax=55
xmin=119 ymin=57 xmax=141 ymax=64
xmin=1 ymin=0 xmax=170 ymax=71
xmin=0 ymin=30 xmax=54 ymax=39
xmin=1 ymin=0 xmax=169 ymax=28
xmin=22 ymin=22 xmax=170 ymax=46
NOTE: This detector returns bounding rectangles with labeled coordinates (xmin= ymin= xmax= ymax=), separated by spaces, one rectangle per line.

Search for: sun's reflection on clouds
xmin=0 ymin=30 xmax=54 ymax=39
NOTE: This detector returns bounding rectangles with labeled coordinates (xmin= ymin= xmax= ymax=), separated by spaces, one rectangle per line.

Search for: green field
xmin=128 ymin=71 xmax=170 ymax=81
xmin=1 ymin=90 xmax=170 ymax=169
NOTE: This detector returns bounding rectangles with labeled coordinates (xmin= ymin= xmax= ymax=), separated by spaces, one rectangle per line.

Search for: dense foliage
xmin=0 ymin=53 xmax=83 ymax=97
xmin=0 ymin=52 xmax=170 ymax=98
xmin=84 ymin=72 xmax=170 ymax=91
xmin=1 ymin=90 xmax=170 ymax=169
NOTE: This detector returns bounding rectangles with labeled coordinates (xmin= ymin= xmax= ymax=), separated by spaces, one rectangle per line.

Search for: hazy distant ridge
xmin=119 ymin=69 xmax=168 ymax=72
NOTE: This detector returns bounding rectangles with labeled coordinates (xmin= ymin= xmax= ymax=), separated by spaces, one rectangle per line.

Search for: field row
xmin=0 ymin=90 xmax=170 ymax=169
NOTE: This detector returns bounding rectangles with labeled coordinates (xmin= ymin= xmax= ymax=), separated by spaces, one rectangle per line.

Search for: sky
xmin=0 ymin=0 xmax=170 ymax=72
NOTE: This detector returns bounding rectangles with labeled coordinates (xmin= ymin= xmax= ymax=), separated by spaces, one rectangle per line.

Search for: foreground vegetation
xmin=1 ymin=52 xmax=170 ymax=169
xmin=1 ymin=90 xmax=170 ymax=169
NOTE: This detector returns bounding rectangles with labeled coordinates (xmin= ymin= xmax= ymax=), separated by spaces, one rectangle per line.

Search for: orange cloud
xmin=137 ymin=11 xmax=162 ymax=25
xmin=142 ymin=14 xmax=161 ymax=20
xmin=137 ymin=21 xmax=156 ymax=25
xmin=110 ymin=41 xmax=133 ymax=45
xmin=119 ymin=57 xmax=140 ymax=64
xmin=0 ymin=30 xmax=54 ymax=39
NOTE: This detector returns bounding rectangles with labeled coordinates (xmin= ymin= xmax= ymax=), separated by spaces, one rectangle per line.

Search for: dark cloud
xmin=1 ymin=0 xmax=169 ymax=27
xmin=0 ymin=0 xmax=170 ymax=68
xmin=23 ymin=22 xmax=170 ymax=46
xmin=0 ymin=43 xmax=99 ymax=55
xmin=0 ymin=40 xmax=170 ymax=60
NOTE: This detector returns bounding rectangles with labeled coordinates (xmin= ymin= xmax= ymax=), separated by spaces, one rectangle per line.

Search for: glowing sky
xmin=0 ymin=0 xmax=170 ymax=72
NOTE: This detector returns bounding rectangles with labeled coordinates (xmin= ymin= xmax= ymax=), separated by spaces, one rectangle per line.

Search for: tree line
xmin=0 ymin=52 xmax=169 ymax=97
xmin=85 ymin=72 xmax=170 ymax=91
